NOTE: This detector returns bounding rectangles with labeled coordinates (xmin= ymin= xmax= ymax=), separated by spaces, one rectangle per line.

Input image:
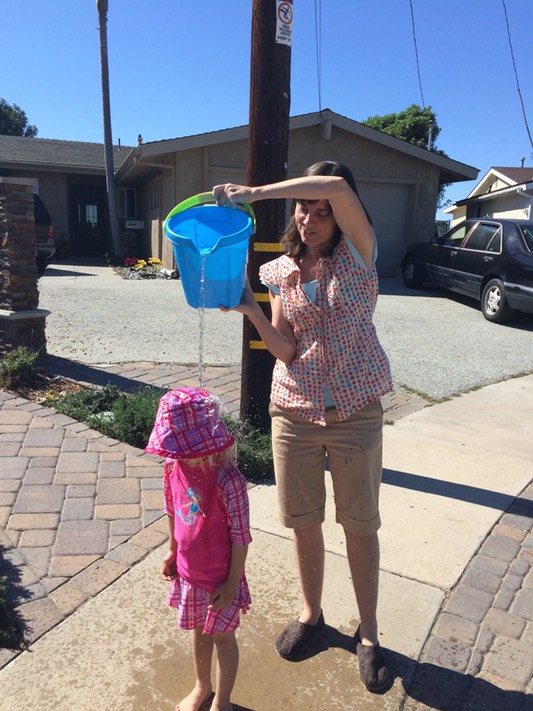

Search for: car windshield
xmin=519 ymin=225 xmax=533 ymax=252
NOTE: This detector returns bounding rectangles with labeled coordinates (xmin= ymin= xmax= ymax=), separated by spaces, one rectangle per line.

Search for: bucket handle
xmin=165 ymin=192 xmax=256 ymax=232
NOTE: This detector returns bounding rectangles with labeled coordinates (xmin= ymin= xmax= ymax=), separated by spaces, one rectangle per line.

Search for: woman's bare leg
xmin=345 ymin=530 xmax=380 ymax=644
xmin=346 ymin=530 xmax=388 ymax=690
xmin=294 ymin=523 xmax=325 ymax=625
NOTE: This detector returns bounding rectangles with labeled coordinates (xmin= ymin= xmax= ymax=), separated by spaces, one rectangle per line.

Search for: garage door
xmin=358 ymin=183 xmax=409 ymax=277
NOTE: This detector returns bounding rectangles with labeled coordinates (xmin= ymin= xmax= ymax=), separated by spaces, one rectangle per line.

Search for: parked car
xmin=34 ymin=193 xmax=56 ymax=274
xmin=401 ymin=218 xmax=533 ymax=323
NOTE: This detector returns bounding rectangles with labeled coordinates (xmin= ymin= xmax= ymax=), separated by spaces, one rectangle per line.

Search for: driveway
xmin=38 ymin=261 xmax=533 ymax=401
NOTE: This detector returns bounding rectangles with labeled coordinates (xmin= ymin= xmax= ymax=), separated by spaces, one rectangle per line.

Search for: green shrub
xmin=111 ymin=387 xmax=166 ymax=449
xmin=0 ymin=574 xmax=23 ymax=649
xmin=51 ymin=385 xmax=273 ymax=483
xmin=53 ymin=383 xmax=122 ymax=422
xmin=223 ymin=415 xmax=274 ymax=482
xmin=0 ymin=347 xmax=38 ymax=390
xmin=53 ymin=383 xmax=164 ymax=449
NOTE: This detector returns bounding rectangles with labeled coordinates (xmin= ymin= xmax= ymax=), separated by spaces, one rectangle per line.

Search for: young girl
xmin=146 ymin=387 xmax=252 ymax=711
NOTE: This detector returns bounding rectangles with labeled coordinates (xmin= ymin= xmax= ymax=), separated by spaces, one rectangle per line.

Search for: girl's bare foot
xmin=176 ymin=684 xmax=212 ymax=711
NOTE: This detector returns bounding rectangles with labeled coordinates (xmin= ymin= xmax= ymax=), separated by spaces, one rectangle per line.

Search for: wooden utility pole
xmin=241 ymin=0 xmax=293 ymax=430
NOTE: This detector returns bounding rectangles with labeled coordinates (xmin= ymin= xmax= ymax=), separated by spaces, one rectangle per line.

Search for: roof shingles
xmin=492 ymin=166 xmax=533 ymax=184
xmin=0 ymin=135 xmax=131 ymax=170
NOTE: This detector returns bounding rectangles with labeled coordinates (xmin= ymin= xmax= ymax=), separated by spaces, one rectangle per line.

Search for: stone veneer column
xmin=0 ymin=177 xmax=50 ymax=357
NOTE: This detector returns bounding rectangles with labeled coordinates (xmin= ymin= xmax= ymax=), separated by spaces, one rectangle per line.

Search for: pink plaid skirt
xmin=167 ymin=575 xmax=251 ymax=635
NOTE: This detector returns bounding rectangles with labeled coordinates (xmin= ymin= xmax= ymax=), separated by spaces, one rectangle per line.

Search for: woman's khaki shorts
xmin=269 ymin=400 xmax=384 ymax=536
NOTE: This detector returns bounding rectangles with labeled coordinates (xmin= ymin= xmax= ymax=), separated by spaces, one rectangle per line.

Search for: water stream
xmin=197 ymin=254 xmax=207 ymax=386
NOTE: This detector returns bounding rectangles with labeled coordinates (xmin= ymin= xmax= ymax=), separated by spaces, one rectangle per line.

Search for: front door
xmin=70 ymin=185 xmax=107 ymax=256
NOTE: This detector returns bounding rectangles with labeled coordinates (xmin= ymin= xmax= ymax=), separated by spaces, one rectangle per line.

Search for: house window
xmin=118 ymin=188 xmax=137 ymax=218
xmin=85 ymin=204 xmax=98 ymax=227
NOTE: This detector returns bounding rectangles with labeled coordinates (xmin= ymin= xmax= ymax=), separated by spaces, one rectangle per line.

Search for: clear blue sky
xmin=3 ymin=0 xmax=533 ymax=219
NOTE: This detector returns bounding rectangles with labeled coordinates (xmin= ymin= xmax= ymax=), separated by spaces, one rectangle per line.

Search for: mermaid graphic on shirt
xmin=176 ymin=486 xmax=206 ymax=525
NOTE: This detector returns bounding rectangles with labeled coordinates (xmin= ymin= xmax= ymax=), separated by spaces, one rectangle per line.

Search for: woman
xmin=213 ymin=161 xmax=392 ymax=692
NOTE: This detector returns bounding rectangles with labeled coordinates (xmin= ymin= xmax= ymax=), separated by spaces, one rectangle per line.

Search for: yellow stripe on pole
xmin=254 ymin=292 xmax=270 ymax=302
xmin=253 ymin=242 xmax=284 ymax=252
xmin=249 ymin=340 xmax=267 ymax=349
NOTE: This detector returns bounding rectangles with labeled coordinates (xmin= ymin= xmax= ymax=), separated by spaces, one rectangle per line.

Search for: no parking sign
xmin=276 ymin=0 xmax=293 ymax=46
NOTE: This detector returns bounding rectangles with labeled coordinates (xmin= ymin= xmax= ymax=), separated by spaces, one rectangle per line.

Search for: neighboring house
xmin=445 ymin=166 xmax=533 ymax=226
xmin=0 ymin=109 xmax=478 ymax=276
xmin=0 ymin=136 xmax=132 ymax=259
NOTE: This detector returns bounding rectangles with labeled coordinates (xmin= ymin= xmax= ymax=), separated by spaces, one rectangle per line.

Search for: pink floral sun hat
xmin=145 ymin=387 xmax=234 ymax=459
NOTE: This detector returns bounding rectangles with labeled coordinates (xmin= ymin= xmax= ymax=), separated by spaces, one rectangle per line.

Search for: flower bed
xmin=113 ymin=257 xmax=178 ymax=280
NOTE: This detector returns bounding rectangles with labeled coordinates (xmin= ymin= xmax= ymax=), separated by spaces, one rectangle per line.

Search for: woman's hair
xmin=181 ymin=443 xmax=236 ymax=471
xmin=280 ymin=161 xmax=372 ymax=259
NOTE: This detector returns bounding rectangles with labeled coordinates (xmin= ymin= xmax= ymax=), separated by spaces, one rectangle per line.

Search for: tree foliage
xmin=363 ymin=104 xmax=451 ymax=208
xmin=363 ymin=104 xmax=441 ymax=151
xmin=0 ymin=99 xmax=38 ymax=137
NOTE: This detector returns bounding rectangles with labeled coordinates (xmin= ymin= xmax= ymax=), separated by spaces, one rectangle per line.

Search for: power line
xmin=501 ymin=0 xmax=533 ymax=152
xmin=408 ymin=0 xmax=425 ymax=107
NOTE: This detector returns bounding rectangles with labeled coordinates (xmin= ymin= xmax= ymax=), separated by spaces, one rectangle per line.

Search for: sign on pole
xmin=275 ymin=1 xmax=293 ymax=46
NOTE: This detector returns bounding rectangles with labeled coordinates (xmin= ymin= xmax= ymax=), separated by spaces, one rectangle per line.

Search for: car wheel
xmin=403 ymin=256 xmax=424 ymax=289
xmin=481 ymin=279 xmax=514 ymax=323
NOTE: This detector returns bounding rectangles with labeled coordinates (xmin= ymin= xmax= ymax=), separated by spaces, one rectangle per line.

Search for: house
xmin=445 ymin=166 xmax=533 ymax=226
xmin=0 ymin=109 xmax=478 ymax=276
xmin=0 ymin=136 xmax=132 ymax=259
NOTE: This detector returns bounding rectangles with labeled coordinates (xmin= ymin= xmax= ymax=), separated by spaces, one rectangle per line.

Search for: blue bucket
xmin=164 ymin=193 xmax=256 ymax=309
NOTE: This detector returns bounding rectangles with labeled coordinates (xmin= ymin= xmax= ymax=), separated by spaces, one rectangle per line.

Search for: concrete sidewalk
xmin=0 ymin=371 xmax=532 ymax=710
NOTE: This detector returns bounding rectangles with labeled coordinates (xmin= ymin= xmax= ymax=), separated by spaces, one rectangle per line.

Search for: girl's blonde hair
xmin=181 ymin=442 xmax=236 ymax=471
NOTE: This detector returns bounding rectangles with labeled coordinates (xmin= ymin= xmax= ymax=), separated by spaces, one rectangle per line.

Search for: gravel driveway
xmin=38 ymin=261 xmax=533 ymax=401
